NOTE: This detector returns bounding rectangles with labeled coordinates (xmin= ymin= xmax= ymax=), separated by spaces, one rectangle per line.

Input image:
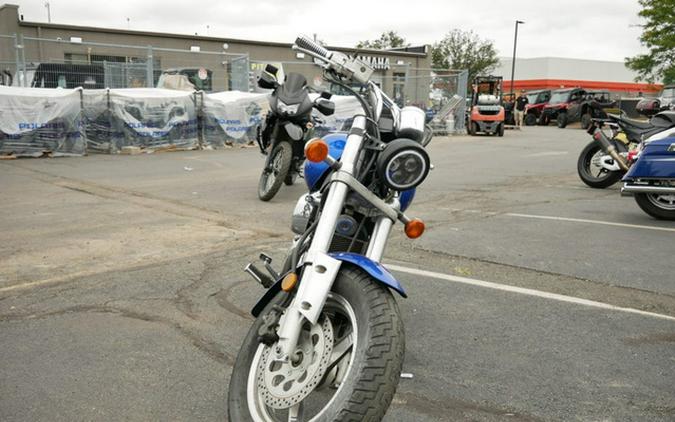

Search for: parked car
xmin=541 ymin=88 xmax=586 ymax=128
xmin=657 ymin=84 xmax=675 ymax=110
xmin=30 ymin=63 xmax=105 ymax=89
xmin=523 ymin=89 xmax=551 ymax=125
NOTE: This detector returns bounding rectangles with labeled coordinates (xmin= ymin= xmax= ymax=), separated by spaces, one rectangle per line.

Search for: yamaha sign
xmin=355 ymin=55 xmax=391 ymax=71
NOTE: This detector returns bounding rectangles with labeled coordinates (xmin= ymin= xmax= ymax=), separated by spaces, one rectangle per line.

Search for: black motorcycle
xmin=577 ymin=100 xmax=674 ymax=189
xmin=256 ymin=65 xmax=335 ymax=201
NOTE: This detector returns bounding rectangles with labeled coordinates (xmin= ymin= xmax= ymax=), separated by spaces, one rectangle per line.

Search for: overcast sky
xmin=15 ymin=0 xmax=646 ymax=62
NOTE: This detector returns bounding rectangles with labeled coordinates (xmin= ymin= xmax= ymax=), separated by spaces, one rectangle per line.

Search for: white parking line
xmin=506 ymin=213 xmax=675 ymax=233
xmin=524 ymin=151 xmax=569 ymax=157
xmin=386 ymin=264 xmax=675 ymax=322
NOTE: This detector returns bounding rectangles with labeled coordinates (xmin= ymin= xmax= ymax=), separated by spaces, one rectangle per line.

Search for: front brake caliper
xmin=257 ymin=305 xmax=283 ymax=346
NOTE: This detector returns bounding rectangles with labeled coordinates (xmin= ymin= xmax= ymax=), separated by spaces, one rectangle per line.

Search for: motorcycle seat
xmin=620 ymin=116 xmax=653 ymax=130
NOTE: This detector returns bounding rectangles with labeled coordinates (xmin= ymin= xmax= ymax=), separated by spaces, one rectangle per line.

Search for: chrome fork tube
xmin=275 ymin=115 xmax=367 ymax=359
xmin=365 ymin=216 xmax=393 ymax=262
xmin=306 ymin=114 xmax=366 ymax=255
xmin=365 ymin=196 xmax=399 ymax=263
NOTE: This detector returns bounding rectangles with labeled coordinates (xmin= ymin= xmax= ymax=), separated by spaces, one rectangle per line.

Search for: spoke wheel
xmin=258 ymin=142 xmax=292 ymax=201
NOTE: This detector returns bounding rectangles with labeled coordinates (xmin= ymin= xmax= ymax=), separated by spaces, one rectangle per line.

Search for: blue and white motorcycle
xmin=228 ymin=36 xmax=433 ymax=421
xmin=620 ymin=112 xmax=675 ymax=220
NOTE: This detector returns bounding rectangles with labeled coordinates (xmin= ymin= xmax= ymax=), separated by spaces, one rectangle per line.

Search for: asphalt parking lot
xmin=1 ymin=126 xmax=674 ymax=421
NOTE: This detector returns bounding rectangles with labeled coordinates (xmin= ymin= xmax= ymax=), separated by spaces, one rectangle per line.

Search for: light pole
xmin=509 ymin=20 xmax=524 ymax=98
xmin=44 ymin=2 xmax=51 ymax=23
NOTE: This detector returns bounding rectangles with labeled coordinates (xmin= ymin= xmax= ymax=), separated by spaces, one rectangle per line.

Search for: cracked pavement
xmin=1 ymin=127 xmax=674 ymax=421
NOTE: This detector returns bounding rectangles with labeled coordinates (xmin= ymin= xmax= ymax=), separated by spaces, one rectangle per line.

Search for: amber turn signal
xmin=404 ymin=218 xmax=425 ymax=239
xmin=305 ymin=139 xmax=329 ymax=163
xmin=281 ymin=272 xmax=298 ymax=292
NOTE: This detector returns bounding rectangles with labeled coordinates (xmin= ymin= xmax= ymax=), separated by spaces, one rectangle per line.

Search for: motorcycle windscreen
xmin=277 ymin=73 xmax=308 ymax=104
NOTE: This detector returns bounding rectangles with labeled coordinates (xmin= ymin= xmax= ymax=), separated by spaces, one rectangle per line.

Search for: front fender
xmin=251 ymin=252 xmax=407 ymax=317
xmin=329 ymin=252 xmax=407 ymax=298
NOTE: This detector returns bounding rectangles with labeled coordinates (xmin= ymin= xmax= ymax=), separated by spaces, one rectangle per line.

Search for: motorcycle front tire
xmin=577 ymin=141 xmax=626 ymax=189
xmin=258 ymin=142 xmax=292 ymax=202
xmin=634 ymin=193 xmax=675 ymax=220
xmin=227 ymin=267 xmax=405 ymax=422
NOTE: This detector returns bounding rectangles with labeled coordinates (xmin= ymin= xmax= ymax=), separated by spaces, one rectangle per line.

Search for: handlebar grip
xmin=295 ymin=36 xmax=331 ymax=59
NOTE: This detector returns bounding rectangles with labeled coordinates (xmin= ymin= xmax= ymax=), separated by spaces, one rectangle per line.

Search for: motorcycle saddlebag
xmin=625 ymin=138 xmax=675 ymax=179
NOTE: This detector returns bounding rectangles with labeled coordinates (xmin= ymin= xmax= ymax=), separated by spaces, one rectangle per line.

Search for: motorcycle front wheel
xmin=577 ymin=140 xmax=626 ymax=188
xmin=258 ymin=142 xmax=292 ymax=202
xmin=227 ymin=267 xmax=404 ymax=422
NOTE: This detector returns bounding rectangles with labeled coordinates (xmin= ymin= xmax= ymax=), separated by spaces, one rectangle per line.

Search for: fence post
xmin=146 ymin=45 xmax=154 ymax=88
xmin=13 ymin=33 xmax=22 ymax=87
xmin=455 ymin=70 xmax=469 ymax=133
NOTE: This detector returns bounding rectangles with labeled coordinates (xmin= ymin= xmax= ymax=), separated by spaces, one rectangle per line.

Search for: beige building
xmin=0 ymin=4 xmax=431 ymax=103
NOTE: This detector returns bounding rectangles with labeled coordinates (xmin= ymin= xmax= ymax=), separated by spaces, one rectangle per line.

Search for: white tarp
xmin=201 ymin=91 xmax=363 ymax=147
xmin=0 ymin=86 xmax=85 ymax=156
xmin=81 ymin=88 xmax=199 ymax=152
xmin=308 ymin=93 xmax=363 ymax=136
xmin=1 ymin=86 xmax=365 ymax=156
xmin=201 ymin=91 xmax=269 ymax=147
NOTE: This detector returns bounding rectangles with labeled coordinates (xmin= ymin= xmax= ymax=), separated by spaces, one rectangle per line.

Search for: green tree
xmin=357 ymin=31 xmax=409 ymax=49
xmin=625 ymin=0 xmax=675 ymax=84
xmin=431 ymin=29 xmax=499 ymax=82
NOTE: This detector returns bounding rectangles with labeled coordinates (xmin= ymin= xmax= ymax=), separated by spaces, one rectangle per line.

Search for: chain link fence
xmin=0 ymin=34 xmax=251 ymax=91
xmin=1 ymin=34 xmax=468 ymax=134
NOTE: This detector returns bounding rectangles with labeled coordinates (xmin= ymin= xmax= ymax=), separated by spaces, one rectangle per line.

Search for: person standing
xmin=514 ymin=90 xmax=529 ymax=128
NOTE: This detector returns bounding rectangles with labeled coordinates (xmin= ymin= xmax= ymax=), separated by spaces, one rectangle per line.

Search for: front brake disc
xmin=256 ymin=317 xmax=334 ymax=409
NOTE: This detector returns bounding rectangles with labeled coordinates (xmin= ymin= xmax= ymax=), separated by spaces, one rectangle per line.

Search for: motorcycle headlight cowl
xmin=376 ymin=138 xmax=430 ymax=191
xmin=277 ymin=100 xmax=300 ymax=115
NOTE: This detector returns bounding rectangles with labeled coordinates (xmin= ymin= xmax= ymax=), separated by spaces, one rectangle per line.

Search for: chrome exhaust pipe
xmin=621 ymin=184 xmax=675 ymax=196
xmin=592 ymin=127 xmax=629 ymax=171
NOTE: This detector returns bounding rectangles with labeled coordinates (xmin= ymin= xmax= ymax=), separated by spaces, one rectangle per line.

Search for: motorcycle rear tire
xmin=284 ymin=172 xmax=297 ymax=186
xmin=634 ymin=193 xmax=675 ymax=220
xmin=577 ymin=141 xmax=625 ymax=188
xmin=258 ymin=142 xmax=292 ymax=202
xmin=284 ymin=163 xmax=299 ymax=186
xmin=227 ymin=267 xmax=404 ymax=421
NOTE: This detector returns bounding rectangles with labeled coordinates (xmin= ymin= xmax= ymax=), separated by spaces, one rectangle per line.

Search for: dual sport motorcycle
xmin=257 ymin=65 xmax=336 ymax=201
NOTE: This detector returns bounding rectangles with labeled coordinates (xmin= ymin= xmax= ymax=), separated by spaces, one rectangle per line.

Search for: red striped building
xmin=496 ymin=57 xmax=661 ymax=97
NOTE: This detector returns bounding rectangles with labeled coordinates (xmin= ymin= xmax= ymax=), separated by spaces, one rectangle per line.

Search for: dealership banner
xmin=0 ymin=86 xmax=85 ymax=157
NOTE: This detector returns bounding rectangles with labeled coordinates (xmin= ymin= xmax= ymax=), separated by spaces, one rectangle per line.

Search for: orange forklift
xmin=467 ymin=75 xmax=505 ymax=136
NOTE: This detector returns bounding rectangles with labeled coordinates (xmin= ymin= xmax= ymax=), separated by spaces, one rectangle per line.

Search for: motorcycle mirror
xmin=257 ymin=71 xmax=278 ymax=90
xmin=314 ymin=99 xmax=335 ymax=116
xmin=264 ymin=64 xmax=279 ymax=76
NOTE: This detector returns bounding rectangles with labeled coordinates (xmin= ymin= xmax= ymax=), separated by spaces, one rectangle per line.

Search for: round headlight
xmin=376 ymin=139 xmax=430 ymax=191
